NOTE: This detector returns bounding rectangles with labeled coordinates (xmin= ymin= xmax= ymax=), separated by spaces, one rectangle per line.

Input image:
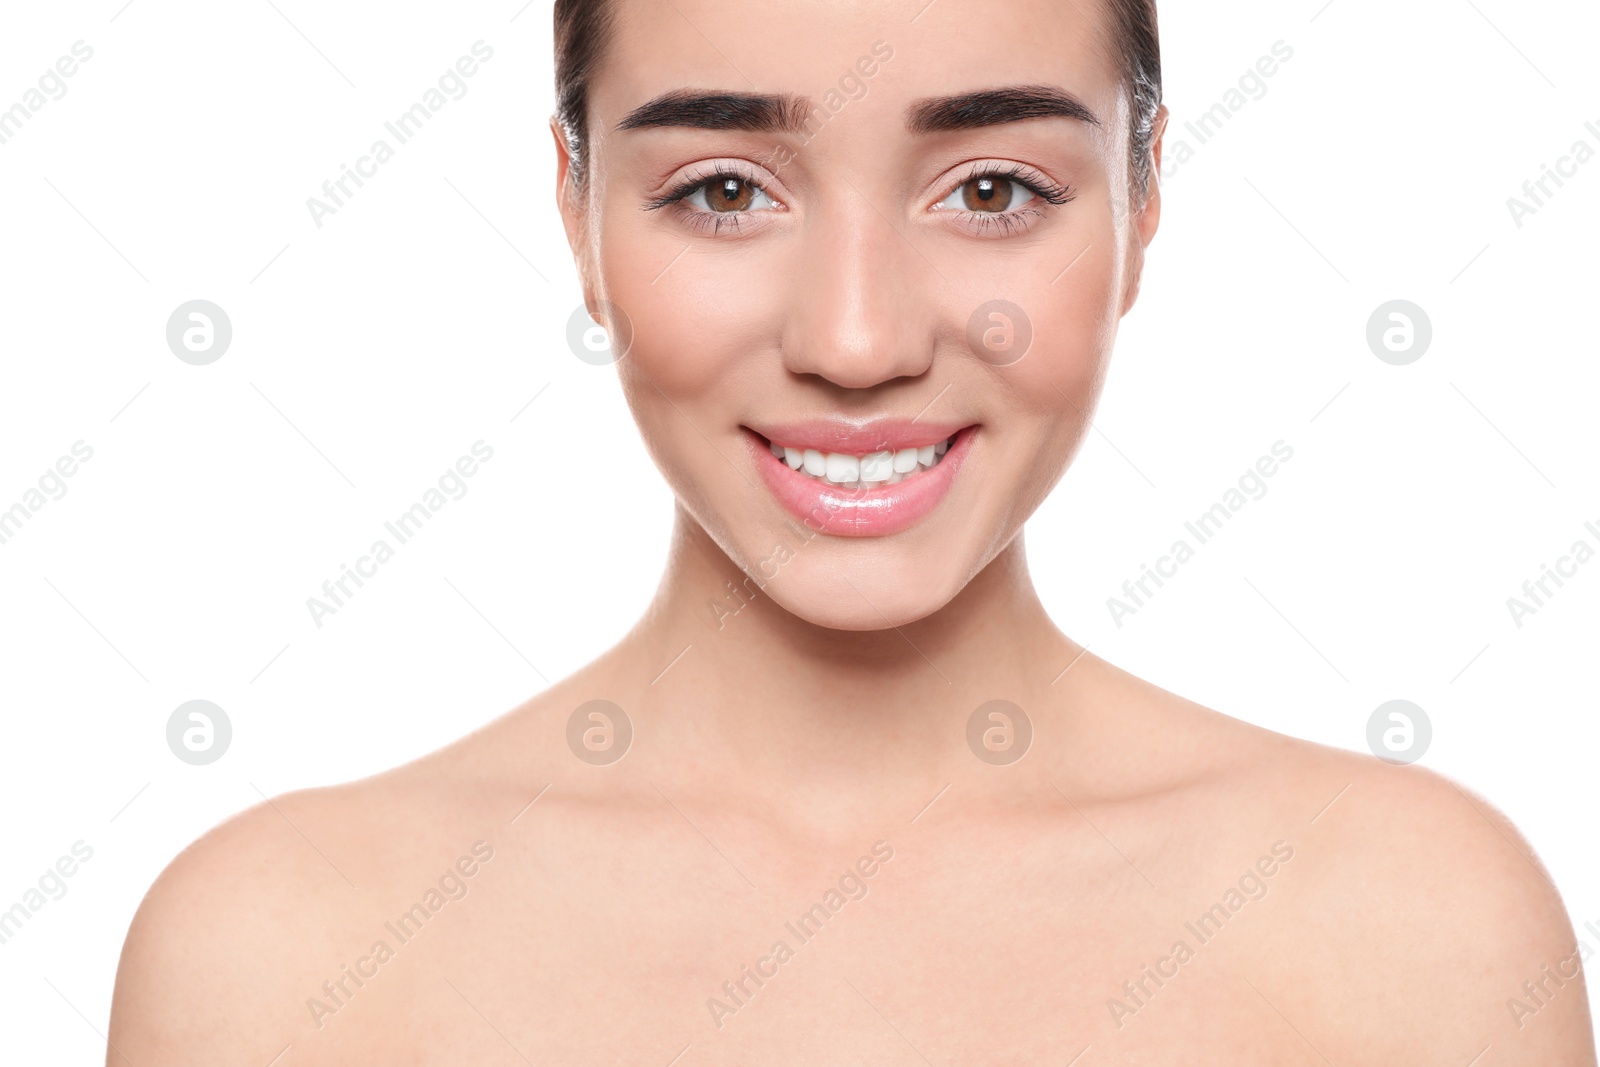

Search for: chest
xmin=305 ymin=836 xmax=1319 ymax=1064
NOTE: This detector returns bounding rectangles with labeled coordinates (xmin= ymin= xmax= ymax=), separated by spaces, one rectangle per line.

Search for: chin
xmin=740 ymin=535 xmax=974 ymax=633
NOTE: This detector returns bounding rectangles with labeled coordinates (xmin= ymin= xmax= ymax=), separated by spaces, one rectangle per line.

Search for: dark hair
xmin=1107 ymin=0 xmax=1163 ymax=207
xmin=554 ymin=0 xmax=1161 ymax=203
xmin=552 ymin=0 xmax=615 ymax=192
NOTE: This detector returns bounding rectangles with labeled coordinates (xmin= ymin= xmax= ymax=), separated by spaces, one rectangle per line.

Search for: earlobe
xmin=1121 ymin=245 xmax=1145 ymax=316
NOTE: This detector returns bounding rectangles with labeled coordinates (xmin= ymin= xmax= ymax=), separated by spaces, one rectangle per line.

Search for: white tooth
xmin=860 ymin=451 xmax=894 ymax=483
xmin=934 ymin=438 xmax=949 ymax=456
xmin=893 ymin=448 xmax=919 ymax=473
xmin=825 ymin=452 xmax=859 ymax=484
xmin=917 ymin=445 xmax=936 ymax=467
xmin=783 ymin=446 xmax=803 ymax=469
xmin=802 ymin=449 xmax=826 ymax=477
xmin=886 ymin=471 xmax=904 ymax=485
xmin=770 ymin=440 xmax=784 ymax=458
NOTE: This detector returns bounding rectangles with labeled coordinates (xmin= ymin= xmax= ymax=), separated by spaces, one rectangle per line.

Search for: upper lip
xmin=745 ymin=418 xmax=974 ymax=455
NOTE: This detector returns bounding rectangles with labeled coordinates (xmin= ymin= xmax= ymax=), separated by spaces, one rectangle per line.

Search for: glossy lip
xmin=745 ymin=417 xmax=972 ymax=455
xmin=742 ymin=424 xmax=978 ymax=538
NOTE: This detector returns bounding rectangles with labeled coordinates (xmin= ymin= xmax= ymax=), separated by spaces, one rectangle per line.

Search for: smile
xmin=742 ymin=423 xmax=977 ymax=538
xmin=763 ymin=434 xmax=955 ymax=490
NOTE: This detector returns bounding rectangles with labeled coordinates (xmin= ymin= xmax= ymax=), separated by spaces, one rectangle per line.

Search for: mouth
xmin=741 ymin=423 xmax=978 ymax=538
xmin=762 ymin=432 xmax=958 ymax=489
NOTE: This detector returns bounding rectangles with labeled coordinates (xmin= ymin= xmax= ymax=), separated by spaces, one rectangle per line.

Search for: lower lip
xmin=743 ymin=426 xmax=977 ymax=538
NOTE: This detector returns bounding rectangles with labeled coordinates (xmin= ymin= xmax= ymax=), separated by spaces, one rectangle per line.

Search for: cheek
xmin=599 ymin=251 xmax=720 ymax=397
xmin=594 ymin=214 xmax=780 ymax=400
xmin=1007 ymin=241 xmax=1123 ymax=411
xmin=596 ymin=234 xmax=767 ymax=544
xmin=979 ymin=240 xmax=1124 ymax=513
xmin=597 ymin=238 xmax=738 ymax=484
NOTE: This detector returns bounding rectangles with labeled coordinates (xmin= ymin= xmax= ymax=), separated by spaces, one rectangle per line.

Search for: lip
xmin=744 ymin=418 xmax=971 ymax=455
xmin=742 ymin=423 xmax=978 ymax=538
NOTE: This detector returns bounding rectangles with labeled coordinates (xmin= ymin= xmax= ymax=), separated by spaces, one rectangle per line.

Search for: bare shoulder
xmin=1265 ymin=747 xmax=1595 ymax=1061
xmin=1093 ymin=660 xmax=1596 ymax=1062
xmin=1070 ymin=656 xmax=1593 ymax=1060
xmin=106 ymin=700 xmax=549 ymax=1065
xmin=107 ymin=783 xmax=377 ymax=1063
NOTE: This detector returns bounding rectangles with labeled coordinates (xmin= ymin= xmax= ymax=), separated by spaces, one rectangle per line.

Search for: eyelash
xmin=645 ymin=162 xmax=770 ymax=235
xmin=646 ymin=161 xmax=1074 ymax=237
xmin=944 ymin=162 xmax=1075 ymax=237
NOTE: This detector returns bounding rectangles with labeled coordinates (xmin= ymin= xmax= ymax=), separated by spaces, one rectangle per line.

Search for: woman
xmin=108 ymin=0 xmax=1595 ymax=1062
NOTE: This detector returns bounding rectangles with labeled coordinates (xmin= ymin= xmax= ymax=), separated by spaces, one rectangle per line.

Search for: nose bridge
xmin=782 ymin=195 xmax=934 ymax=388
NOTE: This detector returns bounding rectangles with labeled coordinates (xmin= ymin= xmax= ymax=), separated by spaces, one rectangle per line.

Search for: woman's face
xmin=558 ymin=0 xmax=1162 ymax=631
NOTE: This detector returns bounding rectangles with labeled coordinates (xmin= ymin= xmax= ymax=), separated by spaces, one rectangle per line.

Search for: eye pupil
xmin=963 ymin=177 xmax=1014 ymax=212
xmin=709 ymin=177 xmax=755 ymax=212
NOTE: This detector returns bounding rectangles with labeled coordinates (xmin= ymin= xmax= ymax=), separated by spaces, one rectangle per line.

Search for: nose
xmin=780 ymin=193 xmax=937 ymax=389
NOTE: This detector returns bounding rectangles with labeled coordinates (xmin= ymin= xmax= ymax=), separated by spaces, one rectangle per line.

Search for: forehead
xmin=588 ymin=0 xmax=1123 ymax=129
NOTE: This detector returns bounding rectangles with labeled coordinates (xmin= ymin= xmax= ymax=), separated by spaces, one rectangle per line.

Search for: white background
xmin=0 ymin=0 xmax=1596 ymax=1059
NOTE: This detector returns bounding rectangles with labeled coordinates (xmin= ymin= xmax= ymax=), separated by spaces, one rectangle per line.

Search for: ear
xmin=1121 ymin=103 xmax=1170 ymax=316
xmin=550 ymin=116 xmax=597 ymax=309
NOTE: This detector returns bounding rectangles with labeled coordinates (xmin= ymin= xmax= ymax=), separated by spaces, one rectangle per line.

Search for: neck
xmin=601 ymin=503 xmax=1082 ymax=810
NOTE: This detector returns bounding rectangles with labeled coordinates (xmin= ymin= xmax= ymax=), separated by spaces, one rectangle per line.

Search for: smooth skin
xmin=108 ymin=0 xmax=1595 ymax=1063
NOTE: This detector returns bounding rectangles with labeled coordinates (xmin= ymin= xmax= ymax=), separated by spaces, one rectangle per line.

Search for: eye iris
xmin=963 ymin=177 xmax=1014 ymax=213
xmin=708 ymin=177 xmax=756 ymax=212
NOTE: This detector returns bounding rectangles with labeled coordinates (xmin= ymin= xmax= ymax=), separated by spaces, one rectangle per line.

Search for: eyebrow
xmin=616 ymin=89 xmax=814 ymax=133
xmin=906 ymin=85 xmax=1101 ymax=133
xmin=615 ymin=84 xmax=1100 ymax=135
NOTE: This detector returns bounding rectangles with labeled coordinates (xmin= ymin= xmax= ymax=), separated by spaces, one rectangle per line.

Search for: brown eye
xmin=706 ymin=177 xmax=757 ymax=212
xmin=666 ymin=170 xmax=777 ymax=221
xmin=961 ymin=177 xmax=1015 ymax=212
